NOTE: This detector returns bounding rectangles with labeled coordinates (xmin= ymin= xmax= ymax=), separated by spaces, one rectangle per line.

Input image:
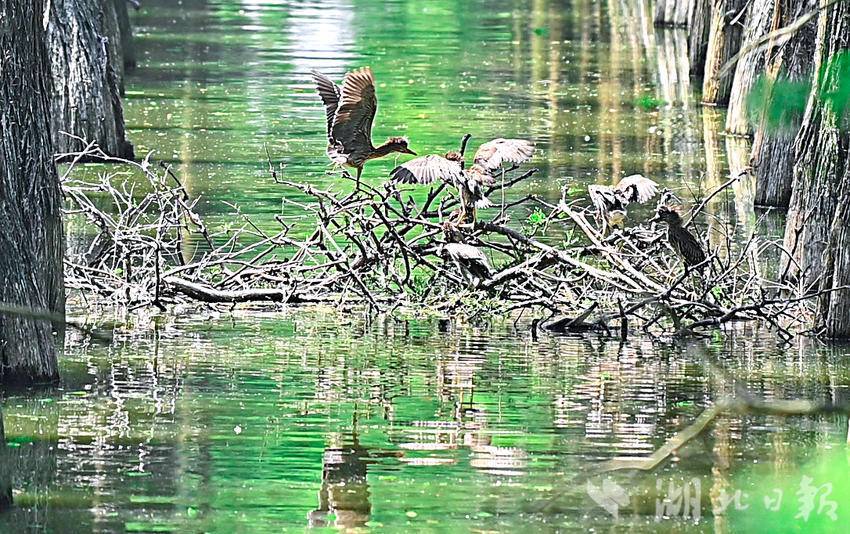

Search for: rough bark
xmin=47 ymin=0 xmax=134 ymax=159
xmin=752 ymin=0 xmax=819 ymax=207
xmin=810 ymin=4 xmax=850 ymax=337
xmin=725 ymin=0 xmax=776 ymax=135
xmin=689 ymin=0 xmax=712 ymax=75
xmin=702 ymin=0 xmax=748 ymax=105
xmin=654 ymin=0 xmax=692 ymax=27
xmin=0 ymin=412 xmax=10 ymax=510
xmin=782 ymin=0 xmax=850 ymax=305
xmin=0 ymin=0 xmax=64 ymax=383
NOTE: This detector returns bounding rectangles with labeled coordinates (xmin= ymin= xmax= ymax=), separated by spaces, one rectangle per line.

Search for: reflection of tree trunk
xmin=0 ymin=0 xmax=64 ymax=384
xmin=751 ymin=0 xmax=818 ymax=208
xmin=726 ymin=137 xmax=755 ymax=233
xmin=702 ymin=0 xmax=748 ymax=105
xmin=709 ymin=415 xmax=731 ymax=534
xmin=47 ymin=0 xmax=134 ymax=159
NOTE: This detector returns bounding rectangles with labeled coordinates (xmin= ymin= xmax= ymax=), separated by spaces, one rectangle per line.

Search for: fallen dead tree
xmin=60 ymin=139 xmax=844 ymax=338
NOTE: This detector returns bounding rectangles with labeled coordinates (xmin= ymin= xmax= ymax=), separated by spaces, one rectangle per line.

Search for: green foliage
xmin=634 ymin=94 xmax=666 ymax=111
xmin=746 ymin=51 xmax=850 ymax=133
xmin=746 ymin=75 xmax=810 ymax=132
xmin=527 ymin=208 xmax=546 ymax=226
xmin=533 ymin=27 xmax=550 ymax=37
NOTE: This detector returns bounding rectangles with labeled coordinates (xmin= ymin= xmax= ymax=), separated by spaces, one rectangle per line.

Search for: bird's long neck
xmin=371 ymin=141 xmax=402 ymax=158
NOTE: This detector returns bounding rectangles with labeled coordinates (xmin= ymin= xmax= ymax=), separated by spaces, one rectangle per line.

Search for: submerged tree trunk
xmin=0 ymin=0 xmax=64 ymax=383
xmin=47 ymin=0 xmax=134 ymax=159
xmin=702 ymin=0 xmax=748 ymax=105
xmin=0 ymin=412 xmax=9 ymax=510
xmin=810 ymin=3 xmax=850 ymax=337
xmin=725 ymin=0 xmax=775 ymax=135
xmin=752 ymin=0 xmax=819 ymax=207
xmin=689 ymin=0 xmax=712 ymax=75
xmin=782 ymin=0 xmax=850 ymax=330
xmin=114 ymin=0 xmax=136 ymax=71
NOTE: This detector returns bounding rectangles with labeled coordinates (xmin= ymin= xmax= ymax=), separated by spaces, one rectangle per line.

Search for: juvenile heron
xmin=654 ymin=205 xmax=706 ymax=268
xmin=588 ymin=174 xmax=659 ymax=233
xmin=438 ymin=222 xmax=492 ymax=287
xmin=389 ymin=137 xmax=533 ymax=223
xmin=311 ymin=67 xmax=416 ymax=186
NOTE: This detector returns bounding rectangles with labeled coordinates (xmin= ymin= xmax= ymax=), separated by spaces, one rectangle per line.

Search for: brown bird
xmin=653 ymin=205 xmax=707 ymax=269
xmin=311 ymin=67 xmax=416 ymax=187
xmin=389 ymin=137 xmax=533 ymax=223
xmin=439 ymin=222 xmax=492 ymax=287
xmin=588 ymin=174 xmax=659 ymax=233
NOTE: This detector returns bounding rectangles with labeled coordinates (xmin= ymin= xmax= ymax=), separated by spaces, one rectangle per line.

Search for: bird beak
xmin=648 ymin=214 xmax=661 ymax=224
xmin=402 ymin=148 xmax=417 ymax=155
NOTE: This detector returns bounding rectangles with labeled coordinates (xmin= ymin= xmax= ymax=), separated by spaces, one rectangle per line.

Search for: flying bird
xmin=588 ymin=174 xmax=659 ymax=233
xmin=311 ymin=67 xmax=416 ymax=187
xmin=653 ymin=205 xmax=707 ymax=269
xmin=437 ymin=222 xmax=492 ymax=287
xmin=389 ymin=137 xmax=533 ymax=223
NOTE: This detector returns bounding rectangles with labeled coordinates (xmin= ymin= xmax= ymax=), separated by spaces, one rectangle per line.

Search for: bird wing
xmin=473 ymin=138 xmax=535 ymax=171
xmin=311 ymin=71 xmax=341 ymax=137
xmin=389 ymin=155 xmax=463 ymax=185
xmin=444 ymin=243 xmax=492 ymax=276
xmin=330 ymin=67 xmax=378 ymax=152
xmin=615 ymin=174 xmax=658 ymax=204
xmin=588 ymin=184 xmax=617 ymax=213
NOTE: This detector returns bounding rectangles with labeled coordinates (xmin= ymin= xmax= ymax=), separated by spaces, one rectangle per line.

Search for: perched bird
xmin=311 ymin=67 xmax=416 ymax=186
xmin=438 ymin=222 xmax=492 ymax=287
xmin=654 ymin=205 xmax=707 ymax=268
xmin=389 ymin=137 xmax=533 ymax=223
xmin=588 ymin=174 xmax=659 ymax=233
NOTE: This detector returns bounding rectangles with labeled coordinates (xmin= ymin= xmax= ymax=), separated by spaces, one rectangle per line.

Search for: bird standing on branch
xmin=438 ymin=222 xmax=492 ymax=288
xmin=311 ymin=67 xmax=416 ymax=188
xmin=389 ymin=136 xmax=533 ymax=223
xmin=653 ymin=205 xmax=707 ymax=269
xmin=588 ymin=174 xmax=659 ymax=233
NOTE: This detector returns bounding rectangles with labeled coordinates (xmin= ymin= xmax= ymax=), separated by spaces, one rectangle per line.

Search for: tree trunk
xmin=0 ymin=0 xmax=64 ymax=383
xmin=0 ymin=411 xmax=10 ymax=510
xmin=655 ymin=0 xmax=693 ymax=27
xmin=47 ymin=0 xmax=134 ymax=159
xmin=702 ymin=0 xmax=748 ymax=105
xmin=752 ymin=0 xmax=819 ymax=207
xmin=725 ymin=0 xmax=775 ymax=135
xmin=114 ymin=0 xmax=136 ymax=71
xmin=809 ymin=4 xmax=850 ymax=337
xmin=689 ymin=0 xmax=712 ymax=75
xmin=782 ymin=0 xmax=850 ymax=301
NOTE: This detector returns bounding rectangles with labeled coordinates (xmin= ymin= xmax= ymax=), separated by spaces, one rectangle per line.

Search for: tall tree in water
xmin=47 ymin=0 xmax=134 ymax=159
xmin=782 ymin=1 xmax=850 ymax=336
xmin=0 ymin=0 xmax=65 ymax=383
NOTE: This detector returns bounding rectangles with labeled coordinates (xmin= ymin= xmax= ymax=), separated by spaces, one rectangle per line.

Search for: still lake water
xmin=2 ymin=0 xmax=849 ymax=532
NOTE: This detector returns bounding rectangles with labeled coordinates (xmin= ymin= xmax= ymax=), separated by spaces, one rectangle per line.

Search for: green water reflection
xmin=3 ymin=0 xmax=847 ymax=532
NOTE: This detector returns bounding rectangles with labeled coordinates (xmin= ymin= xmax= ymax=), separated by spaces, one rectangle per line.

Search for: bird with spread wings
xmin=389 ymin=136 xmax=534 ymax=223
xmin=587 ymin=174 xmax=659 ymax=234
xmin=311 ymin=67 xmax=416 ymax=187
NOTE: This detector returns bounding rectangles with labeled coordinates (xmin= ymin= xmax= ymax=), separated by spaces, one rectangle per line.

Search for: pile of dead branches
xmin=60 ymin=141 xmax=836 ymax=338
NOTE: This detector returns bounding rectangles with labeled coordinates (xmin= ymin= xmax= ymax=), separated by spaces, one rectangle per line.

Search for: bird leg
xmin=355 ymin=166 xmax=363 ymax=192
